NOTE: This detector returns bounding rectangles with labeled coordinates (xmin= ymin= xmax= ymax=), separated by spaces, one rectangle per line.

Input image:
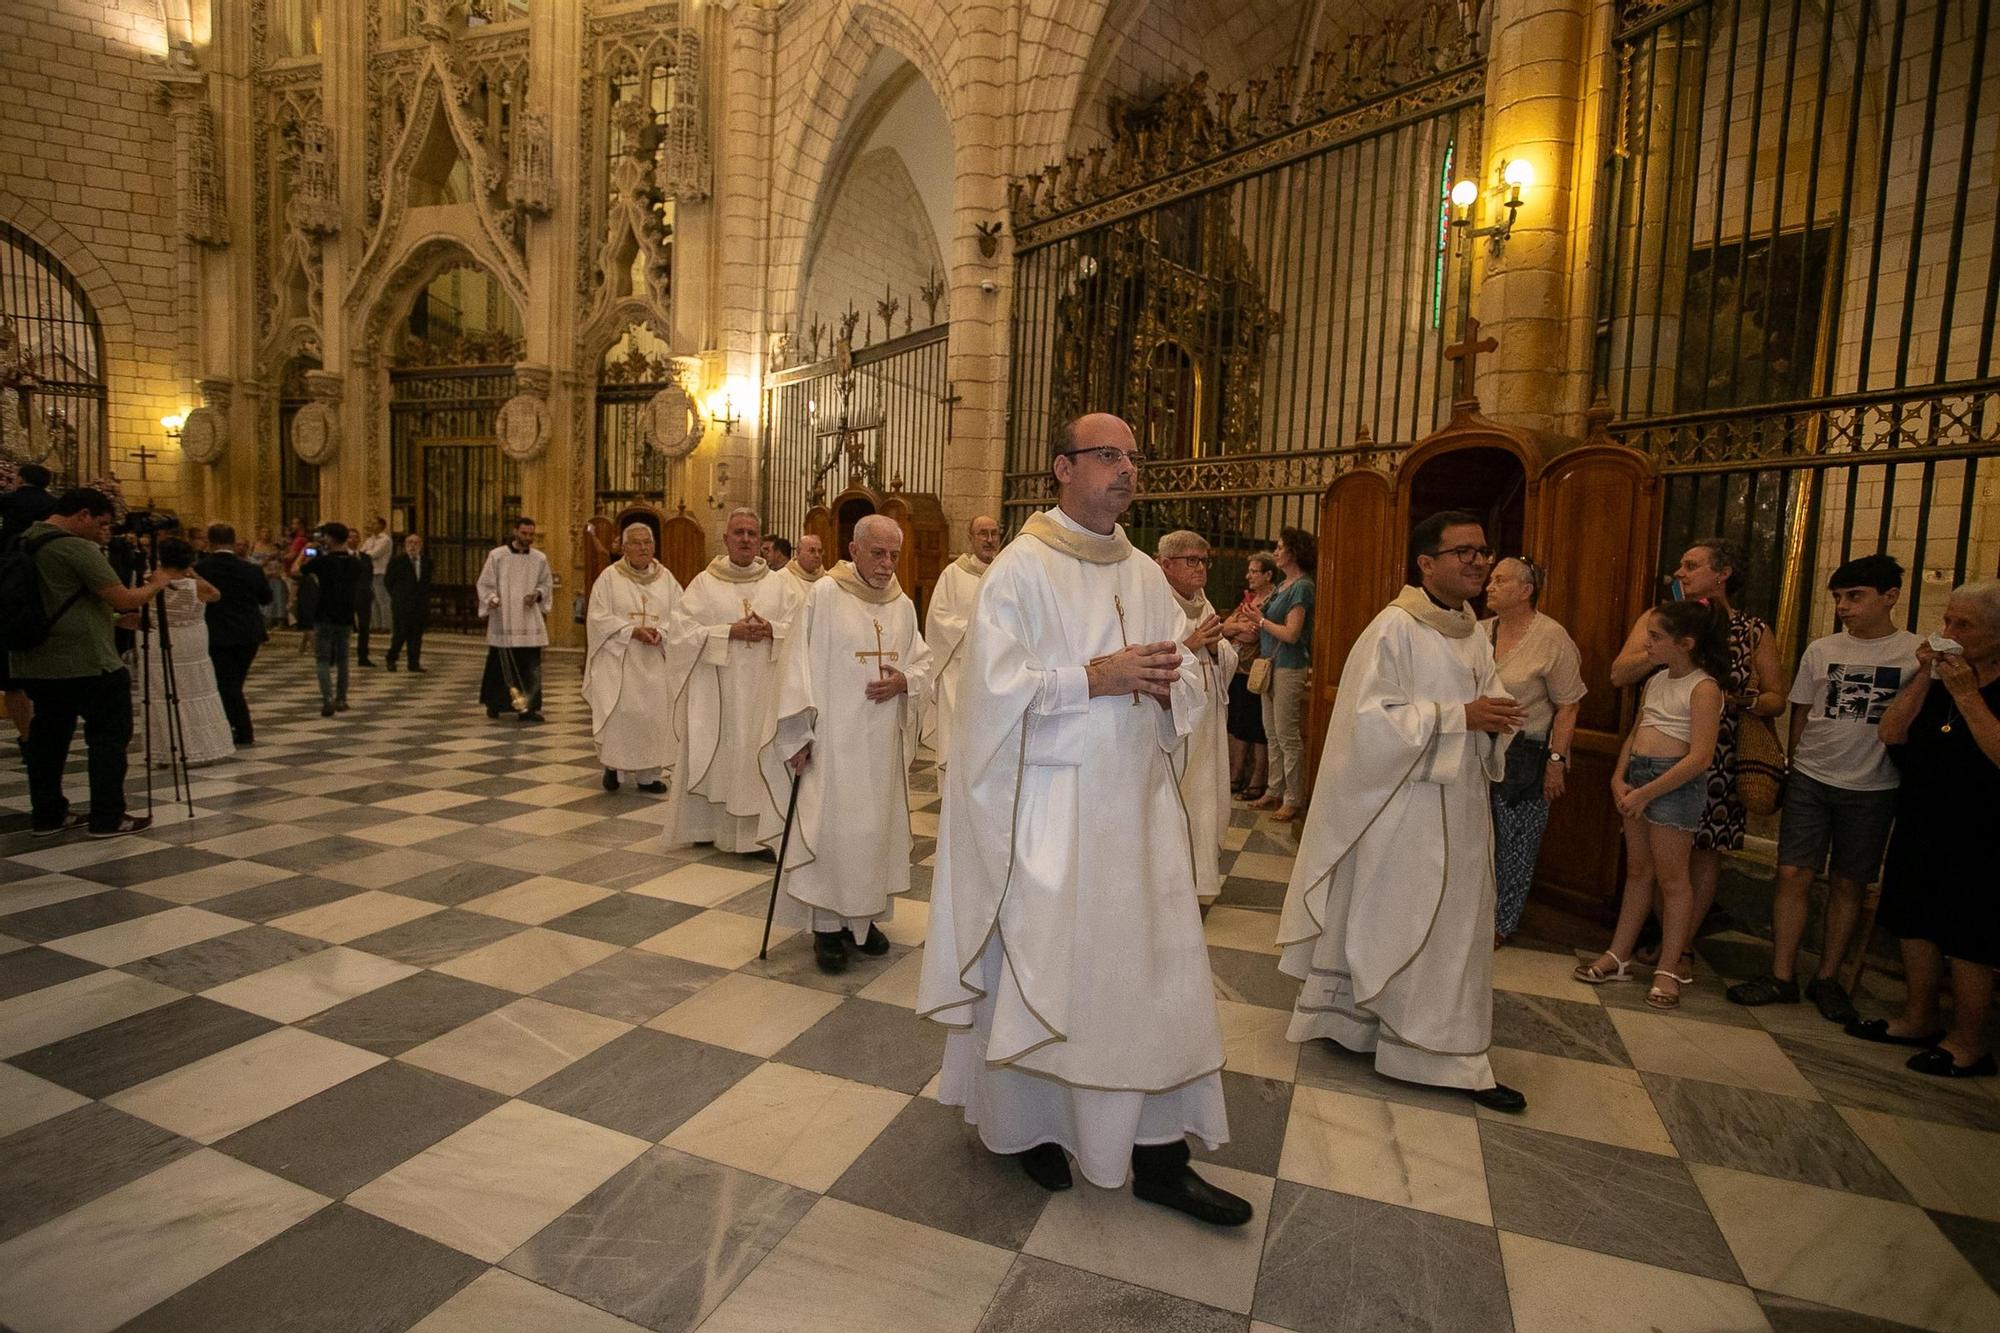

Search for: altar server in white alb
xmin=1277 ymin=510 xmax=1529 ymax=1113
xmin=583 ymin=523 xmax=687 ymax=794
xmin=788 ymin=533 xmax=827 ymax=586
xmin=1157 ymin=530 xmax=1237 ymax=906
xmin=476 ymin=517 xmax=553 ymax=723
xmin=922 ymin=514 xmax=1001 ymax=765
xmin=918 ymin=412 xmax=1250 ymax=1227
xmin=661 ymin=508 xmax=804 ymax=853
xmin=759 ymin=515 xmax=934 ymax=974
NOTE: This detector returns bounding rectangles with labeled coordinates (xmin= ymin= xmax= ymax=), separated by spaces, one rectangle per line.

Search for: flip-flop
xmin=1844 ymin=1018 xmax=1946 ymax=1048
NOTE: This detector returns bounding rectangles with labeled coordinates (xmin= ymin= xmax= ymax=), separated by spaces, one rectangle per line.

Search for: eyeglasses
xmin=1426 ymin=544 xmax=1497 ymax=563
xmin=1056 ymin=447 xmax=1148 ymax=468
xmin=1166 ymin=555 xmax=1213 ymax=568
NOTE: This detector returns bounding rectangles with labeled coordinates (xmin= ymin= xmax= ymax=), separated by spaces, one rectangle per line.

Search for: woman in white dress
xmin=134 ymin=537 xmax=236 ymax=767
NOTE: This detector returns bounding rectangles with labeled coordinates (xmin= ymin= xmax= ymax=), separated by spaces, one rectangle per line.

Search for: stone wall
xmin=800 ymin=147 xmax=946 ymax=342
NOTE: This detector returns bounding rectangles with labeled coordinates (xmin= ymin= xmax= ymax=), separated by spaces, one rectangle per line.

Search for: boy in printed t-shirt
xmin=1728 ymin=554 xmax=1919 ymax=1023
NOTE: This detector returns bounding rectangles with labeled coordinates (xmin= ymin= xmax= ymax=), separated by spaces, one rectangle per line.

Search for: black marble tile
xmin=1928 ymin=1210 xmax=2000 ymax=1297
xmin=200 ymin=874 xmax=360 ymax=924
xmin=297 ymin=806 xmax=400 ymax=835
xmin=1695 ymin=935 xmax=1777 ymax=983
xmin=558 ymin=848 xmax=676 ymax=891
xmin=344 ymin=908 xmax=527 ymax=967
xmin=119 ymin=1204 xmax=485 ymax=1333
xmin=1293 ymin=1036 xmax=1474 ymax=1117
xmin=1776 ymin=1033 xmax=2000 ymax=1132
xmin=506 ymin=1146 xmax=815 ymax=1333
xmin=144 ymin=813 xmax=266 ymax=845
xmin=7 ymin=995 xmax=276 ymax=1097
xmin=0 ymin=943 xmax=102 ymax=1000
xmin=297 ymin=971 xmax=515 ymax=1055
xmin=1479 ymin=1119 xmax=1742 ymax=1282
xmin=1253 ymin=1181 xmax=1514 ymax=1333
xmin=0 ymin=1102 xmax=198 ymax=1244
xmin=1491 ymin=990 xmax=1631 ymax=1067
xmin=216 ymin=1059 xmax=505 ymax=1197
xmin=1241 ymin=829 xmax=1293 ymax=856
xmin=64 ymin=846 xmax=234 ymax=888
xmin=374 ymin=860 xmax=537 ymax=908
xmin=775 ymin=997 xmax=946 ymax=1094
xmin=0 ymin=888 xmax=172 ymax=944
xmin=415 ymin=827 xmax=535 ymax=860
xmin=1643 ymin=1072 xmax=1910 ymax=1200
xmin=543 ymin=822 xmax=636 ymax=850
xmin=1216 ymin=877 xmax=1287 ymax=912
xmin=242 ymin=834 xmax=380 ymax=873
xmin=1203 ymin=1071 xmax=1292 ymax=1177
xmin=544 ymin=894 xmax=700 ymax=946
xmin=535 ymin=949 xmax=725 ymax=1024
xmin=1208 ymin=945 xmax=1298 ymax=1010
xmin=980 ymin=1255 xmax=1246 ymax=1333
xmin=739 ymin=929 xmax=912 ymax=997
xmin=1756 ymin=1291 xmax=1930 ymax=1332
xmin=523 ymin=1029 xmax=759 ymax=1141
xmin=119 ymin=926 xmax=327 ymax=991
xmin=829 ymin=1097 xmax=1052 ymax=1249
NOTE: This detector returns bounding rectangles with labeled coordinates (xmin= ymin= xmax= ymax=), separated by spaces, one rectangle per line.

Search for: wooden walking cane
xmin=760 ymin=769 xmax=803 ymax=960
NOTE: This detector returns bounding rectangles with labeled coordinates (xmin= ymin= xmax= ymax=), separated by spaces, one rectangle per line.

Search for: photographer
xmin=300 ymin=523 xmax=364 ymax=718
xmin=195 ymin=524 xmax=272 ymax=745
xmin=4 ymin=488 xmax=172 ymax=838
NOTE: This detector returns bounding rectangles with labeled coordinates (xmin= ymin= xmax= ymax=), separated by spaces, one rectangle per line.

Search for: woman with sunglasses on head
xmin=1483 ymin=556 xmax=1587 ymax=944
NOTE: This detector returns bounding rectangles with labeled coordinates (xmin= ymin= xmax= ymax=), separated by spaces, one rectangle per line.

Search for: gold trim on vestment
xmin=613 ymin=558 xmax=662 ymax=585
xmin=705 ymin=555 xmax=769 ymax=583
xmin=1019 ymin=510 xmax=1132 ymax=564
xmin=1391 ymin=584 xmax=1476 ymax=638
xmin=828 ymin=559 xmax=902 ymax=604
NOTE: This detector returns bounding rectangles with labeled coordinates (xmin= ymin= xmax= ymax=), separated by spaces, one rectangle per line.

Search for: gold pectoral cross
xmin=626 ymin=605 xmax=658 ymax=633
xmin=1086 ymin=595 xmax=1142 ymax=706
xmin=854 ymin=617 xmax=900 ymax=678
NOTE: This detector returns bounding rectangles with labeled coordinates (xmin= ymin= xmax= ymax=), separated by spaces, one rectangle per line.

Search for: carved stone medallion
xmin=179 ymin=405 xmax=227 ymax=465
xmin=291 ymin=400 xmax=339 ymax=465
xmin=643 ymin=381 xmax=705 ymax=460
xmin=496 ymin=391 xmax=553 ymax=462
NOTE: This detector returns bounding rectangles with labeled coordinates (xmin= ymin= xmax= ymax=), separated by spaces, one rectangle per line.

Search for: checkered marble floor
xmin=2 ymin=639 xmax=1998 ymax=1332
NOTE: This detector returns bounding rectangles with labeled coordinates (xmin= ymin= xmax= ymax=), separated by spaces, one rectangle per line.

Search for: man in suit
xmin=194 ymin=523 xmax=273 ymax=746
xmin=384 ymin=532 xmax=431 ymax=672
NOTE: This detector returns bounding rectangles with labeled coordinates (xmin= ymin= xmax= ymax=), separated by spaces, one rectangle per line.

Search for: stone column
xmin=711 ymin=0 xmax=775 ymax=542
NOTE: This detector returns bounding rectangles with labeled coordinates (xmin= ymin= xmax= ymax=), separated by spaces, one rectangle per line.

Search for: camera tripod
xmin=123 ymin=533 xmax=197 ymax=822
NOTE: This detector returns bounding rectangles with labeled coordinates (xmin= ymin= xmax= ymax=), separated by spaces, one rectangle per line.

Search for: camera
xmin=115 ymin=509 xmax=180 ymax=537
xmin=302 ymin=546 xmax=319 ymax=558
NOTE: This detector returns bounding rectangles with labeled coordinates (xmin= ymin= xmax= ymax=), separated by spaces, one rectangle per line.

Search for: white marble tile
xmin=128 ymin=859 xmax=293 ymax=906
xmin=408 ymin=1268 xmax=649 ymax=1333
xmin=1483 ymin=1047 xmax=1676 ymax=1156
xmin=0 ymin=970 xmax=184 ymax=1060
xmin=189 ymin=824 xmax=327 ymax=858
xmin=665 ymin=1062 xmax=909 ymax=1192
xmin=0 ymin=1149 xmax=326 ymax=1333
xmin=318 ymin=849 xmax=456 ymax=891
xmin=346 ymin=814 xmax=477 ymax=848
xmin=1217 ymin=997 xmax=1299 ymax=1081
xmin=629 ymin=862 xmax=770 ymax=908
xmin=1023 ymin=1161 xmax=1276 ymax=1314
xmin=699 ymin=1197 xmax=1012 ymax=1333
xmin=44 ymin=907 xmax=247 ymax=967
xmin=495 ymin=781 xmax=596 ymax=808
xmin=237 ymin=795 xmax=352 ymax=822
xmin=637 ymin=910 xmax=785 ymax=970
xmin=1838 ymin=1107 xmax=2000 ymax=1223
xmin=1499 ymin=1232 xmax=1772 ymax=1333
xmin=461 ymin=875 xmax=610 ymax=925
xmin=0 ymin=874 xmax=124 ymax=915
xmin=647 ymin=973 xmax=843 ymax=1057
xmin=1202 ymin=906 xmax=1280 ymax=955
xmin=856 ymin=947 xmax=925 ymax=1010
xmin=267 ymin=890 xmax=441 ymax=943
xmin=0 ymin=1062 xmax=89 ymax=1138
xmin=201 ymin=946 xmax=418 ymax=1023
xmin=1279 ymin=1085 xmax=1492 ymax=1225
xmin=348 ymin=1100 xmax=649 ymax=1263
xmin=107 ymin=1026 xmax=384 ymax=1144
xmin=7 ymin=837 xmax=170 ymax=874
xmin=1228 ymin=851 xmax=1295 ymax=884
xmin=400 ymin=997 xmax=631 ymax=1095
xmin=489 ymin=807 xmax=605 ymax=837
xmin=433 ymin=928 xmax=620 ymax=993
xmin=1607 ymin=1010 xmax=1821 ymax=1100
xmin=1493 ymin=946 xmax=1606 ymax=1004
xmin=880 ymin=895 xmax=930 ymax=947
xmin=370 ymin=790 xmax=484 ymax=816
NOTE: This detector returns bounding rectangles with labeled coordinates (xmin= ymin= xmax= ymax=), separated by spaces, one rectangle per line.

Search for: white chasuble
xmin=1174 ymin=594 xmax=1239 ymax=904
xmin=660 ymin=559 xmax=805 ymax=854
xmin=756 ymin=567 xmax=934 ymax=931
xmin=1277 ymin=588 xmax=1512 ymax=1091
xmin=920 ymin=552 xmax=988 ymax=766
xmin=475 ymin=545 xmax=553 ymax=646
xmin=917 ymin=507 xmax=1228 ymax=1189
xmin=583 ymin=563 xmax=688 ymax=775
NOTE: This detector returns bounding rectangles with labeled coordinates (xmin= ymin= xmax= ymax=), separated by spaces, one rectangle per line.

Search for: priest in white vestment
xmin=476 ymin=517 xmax=553 ymax=723
xmin=918 ymin=413 xmax=1251 ymax=1227
xmin=759 ymin=515 xmax=934 ymax=973
xmin=660 ymin=508 xmax=805 ymax=854
xmin=1157 ymin=530 xmax=1238 ymax=906
xmin=1277 ymin=511 xmax=1530 ymax=1112
xmin=787 ymin=534 xmax=826 ymax=586
xmin=921 ymin=514 xmax=1002 ymax=766
xmin=584 ymin=523 xmax=687 ymax=793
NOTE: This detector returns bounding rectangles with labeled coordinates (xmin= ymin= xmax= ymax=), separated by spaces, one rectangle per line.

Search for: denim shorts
xmin=1626 ymin=754 xmax=1703 ymax=831
xmin=1776 ymin=771 xmax=1898 ymax=883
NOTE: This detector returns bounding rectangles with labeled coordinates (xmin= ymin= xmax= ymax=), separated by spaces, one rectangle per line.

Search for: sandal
xmin=1239 ymin=786 xmax=1266 ymax=803
xmin=1573 ymin=952 xmax=1634 ymax=985
xmin=1647 ymin=969 xmax=1693 ymax=1010
xmin=1248 ymin=794 xmax=1282 ymax=811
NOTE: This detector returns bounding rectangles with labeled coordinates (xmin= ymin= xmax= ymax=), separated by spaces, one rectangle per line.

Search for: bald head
xmin=850 ymin=514 xmax=903 ymax=589
xmin=795 ymin=533 xmax=824 ymax=573
xmin=1051 ymin=413 xmax=1139 ymax=535
xmin=969 ymin=514 xmax=1001 ymax=562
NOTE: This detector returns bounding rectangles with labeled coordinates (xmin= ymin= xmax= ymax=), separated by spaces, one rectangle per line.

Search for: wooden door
xmin=1526 ymin=443 xmax=1661 ymax=934
xmin=1304 ymin=468 xmax=1397 ymax=785
xmin=660 ymin=511 xmax=705 ymax=586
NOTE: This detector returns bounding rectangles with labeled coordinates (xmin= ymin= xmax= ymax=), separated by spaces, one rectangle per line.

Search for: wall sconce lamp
xmin=159 ymin=412 xmax=187 ymax=442
xmin=1450 ymin=159 xmax=1534 ymax=254
xmin=707 ymin=392 xmax=741 ymax=435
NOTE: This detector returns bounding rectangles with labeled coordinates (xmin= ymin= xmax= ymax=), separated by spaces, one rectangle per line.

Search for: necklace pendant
xmin=1940 ymin=722 xmax=1953 ymax=734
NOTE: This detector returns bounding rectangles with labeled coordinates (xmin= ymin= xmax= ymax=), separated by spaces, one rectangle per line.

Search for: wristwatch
xmin=1548 ymin=753 xmax=1568 ymax=765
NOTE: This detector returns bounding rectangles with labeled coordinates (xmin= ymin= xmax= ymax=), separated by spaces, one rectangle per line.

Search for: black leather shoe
xmin=813 ymin=931 xmax=848 ymax=974
xmin=638 ymin=781 xmax=667 ymax=794
xmin=519 ymin=711 xmax=545 ymax=724
xmin=1469 ymin=1084 xmax=1527 ymax=1113
xmin=1018 ymin=1143 xmax=1072 ymax=1191
xmin=603 ymin=769 xmax=620 ymax=791
xmin=321 ymin=703 xmax=335 ymax=718
xmin=1845 ymin=1018 xmax=1946 ymax=1048
xmin=410 ymin=665 xmax=427 ymax=673
xmin=1132 ymin=1167 xmax=1253 ymax=1226
xmin=486 ymin=707 xmax=501 ymax=719
xmin=855 ymin=923 xmax=891 ymax=955
xmin=357 ymin=658 xmax=376 ymax=667
xmin=1907 ymin=1047 xmax=1997 ymax=1078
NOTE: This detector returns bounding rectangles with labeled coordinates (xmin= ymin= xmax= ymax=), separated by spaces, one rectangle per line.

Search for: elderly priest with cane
xmin=758 ymin=515 xmax=933 ymax=974
xmin=584 ymin=522 xmax=687 ymax=793
xmin=918 ymin=412 xmax=1250 ymax=1227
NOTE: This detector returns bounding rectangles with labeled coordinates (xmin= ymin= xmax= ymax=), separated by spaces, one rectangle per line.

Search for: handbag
xmin=1734 ymin=712 xmax=1786 ymax=816
xmin=1496 ymin=735 xmax=1550 ymax=805
xmin=1246 ymin=657 xmax=1273 ymax=695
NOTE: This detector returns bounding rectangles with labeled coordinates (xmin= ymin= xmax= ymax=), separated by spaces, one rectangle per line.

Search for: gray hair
xmin=1497 ymin=555 xmax=1545 ymax=607
xmin=1688 ymin=536 xmax=1746 ymax=596
xmin=726 ymin=507 xmax=760 ymax=528
xmin=1951 ymin=578 xmax=2000 ymax=630
xmin=620 ymin=522 xmax=654 ymax=543
xmin=1157 ymin=529 xmax=1209 ymax=559
xmin=853 ymin=514 xmax=900 ymax=545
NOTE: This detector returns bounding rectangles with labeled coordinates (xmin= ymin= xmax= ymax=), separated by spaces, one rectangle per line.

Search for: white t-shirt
xmin=1786 ymin=628 xmax=1921 ymax=790
xmin=360 ymin=532 xmax=392 ymax=576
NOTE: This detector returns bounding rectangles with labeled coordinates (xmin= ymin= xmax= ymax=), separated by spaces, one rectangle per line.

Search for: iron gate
xmin=0 ymin=221 xmax=106 ymax=484
xmin=389 ymin=366 xmax=520 ymax=630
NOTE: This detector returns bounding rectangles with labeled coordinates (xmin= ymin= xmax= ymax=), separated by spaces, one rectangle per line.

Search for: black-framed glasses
xmin=1426 ymin=544 xmax=1497 ymax=563
xmin=1056 ymin=446 xmax=1148 ymax=468
xmin=1165 ymin=555 xmax=1213 ymax=568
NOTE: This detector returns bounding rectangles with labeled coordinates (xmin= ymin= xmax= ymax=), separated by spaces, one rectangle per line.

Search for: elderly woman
xmin=1226 ymin=554 xmax=1276 ymax=799
xmin=1240 ymin=527 xmax=1316 ymax=821
xmin=583 ymin=522 xmax=686 ymax=793
xmin=1485 ymin=556 xmax=1587 ymax=942
xmin=1851 ymin=580 xmax=2000 ymax=1078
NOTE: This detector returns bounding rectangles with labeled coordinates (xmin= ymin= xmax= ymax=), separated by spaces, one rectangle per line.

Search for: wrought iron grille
xmin=389 ymin=366 xmax=521 ymax=630
xmin=759 ymin=325 xmax=951 ymax=542
xmin=0 ymin=221 xmax=107 ymax=483
xmin=276 ymin=359 xmax=320 ymax=527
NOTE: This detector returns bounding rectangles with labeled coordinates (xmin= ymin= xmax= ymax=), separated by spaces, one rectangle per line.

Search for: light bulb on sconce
xmin=1502 ymin=159 xmax=1535 ymax=192
xmin=705 ymin=376 xmax=754 ymax=436
xmin=1449 ymin=159 xmax=1534 ymax=255
xmin=160 ymin=412 xmax=186 ymax=440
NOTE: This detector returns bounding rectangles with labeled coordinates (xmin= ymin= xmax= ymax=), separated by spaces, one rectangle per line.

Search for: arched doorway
xmin=276 ymin=355 xmax=321 ymax=527
xmin=803 ymin=483 xmax=948 ymax=619
xmin=388 ymin=261 xmax=523 ymax=629
xmin=0 ymin=221 xmax=107 ymax=483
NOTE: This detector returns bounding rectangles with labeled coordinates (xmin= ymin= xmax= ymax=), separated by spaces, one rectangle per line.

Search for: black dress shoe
xmin=487 ymin=706 xmax=501 ymax=719
xmin=638 ymin=780 xmax=667 ymax=794
xmin=1907 ymin=1047 xmax=1998 ymax=1078
xmin=1469 ymin=1084 xmax=1527 ymax=1113
xmin=813 ymin=931 xmax=848 ymax=974
xmin=357 ymin=658 xmax=376 ymax=667
xmin=410 ymin=665 xmax=426 ymax=673
xmin=1132 ymin=1167 xmax=1254 ymax=1226
xmin=1018 ymin=1143 xmax=1072 ymax=1191
xmin=603 ymin=768 xmax=620 ymax=791
xmin=321 ymin=703 xmax=335 ymax=718
xmin=519 ymin=711 xmax=545 ymax=724
xmin=855 ymin=923 xmax=891 ymax=955
xmin=1845 ymin=1018 xmax=1947 ymax=1048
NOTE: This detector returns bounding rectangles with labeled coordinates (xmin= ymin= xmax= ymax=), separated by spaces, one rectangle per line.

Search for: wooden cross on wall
xmin=129 ymin=442 xmax=160 ymax=480
xmin=1444 ymin=317 xmax=1498 ymax=408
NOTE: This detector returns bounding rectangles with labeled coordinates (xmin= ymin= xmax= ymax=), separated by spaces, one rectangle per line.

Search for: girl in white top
xmin=1575 ymin=600 xmax=1729 ymax=1009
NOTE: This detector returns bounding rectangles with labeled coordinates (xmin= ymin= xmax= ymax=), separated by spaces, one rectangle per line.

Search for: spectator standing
xmin=1239 ymin=527 xmax=1315 ymax=821
xmin=1 ymin=462 xmax=58 ymax=744
xmin=1226 ymin=554 xmax=1275 ymax=800
xmin=195 ymin=523 xmax=273 ymax=746
xmin=383 ymin=533 xmax=432 ymax=672
xmin=135 ymin=538 xmax=233 ymax=767
xmin=300 ymin=523 xmax=365 ymax=717
xmin=356 ymin=516 xmax=392 ymax=666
